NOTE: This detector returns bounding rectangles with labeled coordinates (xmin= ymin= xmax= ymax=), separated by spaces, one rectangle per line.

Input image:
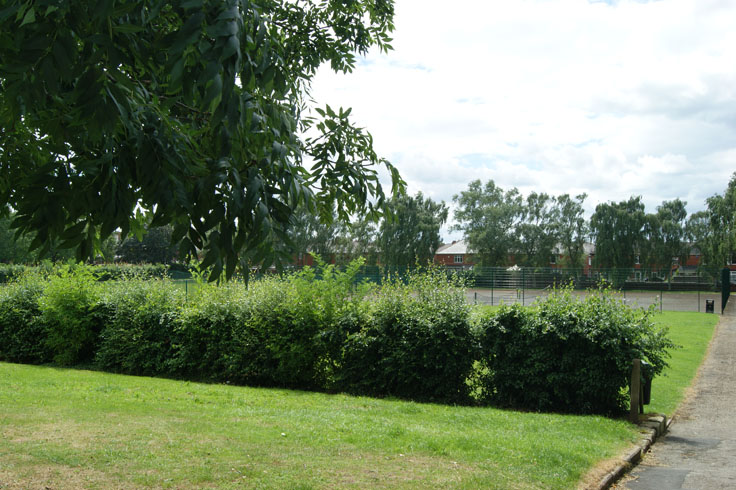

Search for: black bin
xmin=641 ymin=360 xmax=652 ymax=405
xmin=706 ymin=299 xmax=715 ymax=314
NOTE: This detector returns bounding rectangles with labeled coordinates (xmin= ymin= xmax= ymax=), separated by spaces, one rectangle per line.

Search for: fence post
xmin=491 ymin=269 xmax=494 ymax=306
xmin=630 ymin=359 xmax=641 ymax=423
xmin=522 ymin=268 xmax=526 ymax=306
xmin=660 ymin=283 xmax=663 ymax=313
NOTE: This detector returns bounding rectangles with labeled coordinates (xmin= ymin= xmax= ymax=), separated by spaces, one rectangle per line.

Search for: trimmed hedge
xmin=0 ymin=276 xmax=50 ymax=364
xmin=477 ymin=287 xmax=675 ymax=414
xmin=0 ymin=264 xmax=676 ymax=414
xmin=338 ymin=269 xmax=476 ymax=403
xmin=0 ymin=263 xmax=181 ymax=284
xmin=95 ymin=280 xmax=184 ymax=376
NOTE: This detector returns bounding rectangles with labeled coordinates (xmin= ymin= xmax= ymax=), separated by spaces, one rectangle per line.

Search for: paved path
xmin=619 ymin=301 xmax=736 ymax=489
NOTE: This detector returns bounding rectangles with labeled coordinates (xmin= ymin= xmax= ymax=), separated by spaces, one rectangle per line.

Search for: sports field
xmin=466 ymin=288 xmax=722 ymax=313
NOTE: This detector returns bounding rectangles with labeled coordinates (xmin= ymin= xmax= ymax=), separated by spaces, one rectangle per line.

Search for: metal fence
xmin=354 ymin=265 xmax=728 ymax=313
xmin=174 ymin=264 xmax=730 ymax=313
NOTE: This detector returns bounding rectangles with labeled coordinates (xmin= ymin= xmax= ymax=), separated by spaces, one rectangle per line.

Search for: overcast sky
xmin=310 ymin=0 xmax=736 ymax=241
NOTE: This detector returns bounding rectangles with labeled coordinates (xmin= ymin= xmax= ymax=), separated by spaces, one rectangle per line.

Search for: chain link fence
xmin=173 ymin=264 xmax=730 ymax=313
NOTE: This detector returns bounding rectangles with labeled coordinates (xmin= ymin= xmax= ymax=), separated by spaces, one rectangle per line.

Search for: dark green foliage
xmin=477 ymin=287 xmax=676 ymax=414
xmin=95 ymin=280 xmax=184 ymax=376
xmin=689 ymin=172 xmax=736 ymax=267
xmin=0 ymin=0 xmax=403 ymax=280
xmin=0 ymin=276 xmax=50 ymax=363
xmin=452 ymin=180 xmax=589 ymax=269
xmin=0 ymin=215 xmax=34 ymax=263
xmin=453 ymin=179 xmax=524 ymax=267
xmin=338 ymin=269 xmax=476 ymax=404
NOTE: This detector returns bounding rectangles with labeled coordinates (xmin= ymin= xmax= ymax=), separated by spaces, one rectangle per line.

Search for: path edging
xmin=595 ymin=414 xmax=669 ymax=489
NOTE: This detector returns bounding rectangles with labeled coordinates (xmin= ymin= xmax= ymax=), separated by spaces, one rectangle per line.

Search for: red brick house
xmin=434 ymin=241 xmax=475 ymax=269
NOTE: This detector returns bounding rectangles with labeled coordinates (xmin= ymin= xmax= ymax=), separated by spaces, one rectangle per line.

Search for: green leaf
xmin=19 ymin=6 xmax=35 ymax=27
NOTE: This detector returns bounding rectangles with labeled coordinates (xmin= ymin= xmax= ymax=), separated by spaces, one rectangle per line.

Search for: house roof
xmin=436 ymin=239 xmax=597 ymax=256
xmin=435 ymin=240 xmax=470 ymax=255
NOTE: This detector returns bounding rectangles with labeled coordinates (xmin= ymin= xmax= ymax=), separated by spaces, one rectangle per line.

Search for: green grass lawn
xmin=645 ymin=311 xmax=718 ymax=415
xmin=0 ymin=311 xmax=718 ymax=489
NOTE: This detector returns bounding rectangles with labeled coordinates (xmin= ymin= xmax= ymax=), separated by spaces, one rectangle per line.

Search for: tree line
xmin=453 ymin=174 xmax=736 ymax=271
xmin=3 ymin=172 xmax=734 ymax=272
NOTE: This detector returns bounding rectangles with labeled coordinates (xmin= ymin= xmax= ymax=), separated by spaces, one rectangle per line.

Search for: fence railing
xmin=211 ymin=264 xmax=730 ymax=313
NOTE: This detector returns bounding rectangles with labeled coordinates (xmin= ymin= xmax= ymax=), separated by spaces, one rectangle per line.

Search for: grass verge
xmin=645 ymin=311 xmax=718 ymax=415
xmin=0 ymin=312 xmax=717 ymax=489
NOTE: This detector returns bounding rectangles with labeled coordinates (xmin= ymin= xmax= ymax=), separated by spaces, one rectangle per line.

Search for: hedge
xmin=0 ymin=263 xmax=675 ymax=414
xmin=476 ymin=287 xmax=675 ymax=414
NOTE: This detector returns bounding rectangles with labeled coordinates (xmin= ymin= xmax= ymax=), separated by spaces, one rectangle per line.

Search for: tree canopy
xmin=553 ymin=193 xmax=588 ymax=268
xmin=690 ymin=173 xmax=736 ymax=267
xmin=590 ymin=197 xmax=646 ymax=270
xmin=0 ymin=0 xmax=403 ymax=279
xmin=453 ymin=180 xmax=590 ymax=268
xmin=378 ymin=192 xmax=447 ymax=267
xmin=452 ymin=180 xmax=523 ymax=267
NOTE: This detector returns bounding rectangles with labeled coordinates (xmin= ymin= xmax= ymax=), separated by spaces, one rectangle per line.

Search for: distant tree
xmin=285 ymin=205 xmax=349 ymax=265
xmin=687 ymin=210 xmax=717 ymax=267
xmin=516 ymin=192 xmax=557 ymax=267
xmin=117 ymin=226 xmax=177 ymax=264
xmin=552 ymin=193 xmax=588 ymax=268
xmin=378 ymin=193 xmax=448 ymax=267
xmin=97 ymin=234 xmax=119 ymax=263
xmin=699 ymin=173 xmax=736 ymax=267
xmin=453 ymin=180 xmax=523 ymax=267
xmin=590 ymin=197 xmax=646 ymax=269
xmin=346 ymin=217 xmax=378 ymax=266
xmin=643 ymin=199 xmax=689 ymax=273
xmin=0 ymin=214 xmax=34 ymax=263
xmin=0 ymin=212 xmax=83 ymax=263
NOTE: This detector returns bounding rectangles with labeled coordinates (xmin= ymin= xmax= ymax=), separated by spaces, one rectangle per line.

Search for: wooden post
xmin=630 ymin=359 xmax=641 ymax=424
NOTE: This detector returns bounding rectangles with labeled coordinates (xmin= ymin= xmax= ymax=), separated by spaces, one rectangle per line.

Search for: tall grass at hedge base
xmin=338 ymin=268 xmax=477 ymax=404
xmin=477 ymin=286 xmax=677 ymax=415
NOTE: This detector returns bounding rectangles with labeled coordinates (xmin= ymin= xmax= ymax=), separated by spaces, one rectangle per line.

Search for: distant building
xmin=434 ymin=241 xmax=474 ymax=269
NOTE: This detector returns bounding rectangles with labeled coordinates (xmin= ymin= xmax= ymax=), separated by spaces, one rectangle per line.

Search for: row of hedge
xmin=0 ymin=262 xmax=191 ymax=283
xmin=0 ymin=262 xmax=675 ymax=414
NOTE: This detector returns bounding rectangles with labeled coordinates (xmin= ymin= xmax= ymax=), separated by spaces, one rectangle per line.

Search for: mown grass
xmin=0 ymin=311 xmax=717 ymax=489
xmin=0 ymin=363 xmax=635 ymax=490
xmin=645 ymin=311 xmax=718 ymax=415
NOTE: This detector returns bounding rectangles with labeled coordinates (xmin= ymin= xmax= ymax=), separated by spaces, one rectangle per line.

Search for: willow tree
xmin=0 ymin=0 xmax=403 ymax=279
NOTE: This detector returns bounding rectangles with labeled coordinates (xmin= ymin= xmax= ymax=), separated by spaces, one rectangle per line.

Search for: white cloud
xmin=310 ymin=0 xmax=736 ymax=240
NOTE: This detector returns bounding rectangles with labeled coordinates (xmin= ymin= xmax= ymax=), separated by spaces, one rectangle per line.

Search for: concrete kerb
xmin=595 ymin=414 xmax=670 ymax=490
